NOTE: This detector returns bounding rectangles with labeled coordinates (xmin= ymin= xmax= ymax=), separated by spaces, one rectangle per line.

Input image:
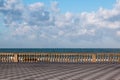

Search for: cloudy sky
xmin=0 ymin=0 xmax=120 ymax=48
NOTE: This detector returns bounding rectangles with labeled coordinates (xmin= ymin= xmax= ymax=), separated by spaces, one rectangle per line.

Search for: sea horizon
xmin=0 ymin=48 xmax=120 ymax=53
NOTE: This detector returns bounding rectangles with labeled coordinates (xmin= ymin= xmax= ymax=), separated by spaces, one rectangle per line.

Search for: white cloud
xmin=29 ymin=2 xmax=44 ymax=10
xmin=116 ymin=31 xmax=120 ymax=36
xmin=65 ymin=12 xmax=73 ymax=21
xmin=51 ymin=1 xmax=60 ymax=13
xmin=58 ymin=31 xmax=64 ymax=36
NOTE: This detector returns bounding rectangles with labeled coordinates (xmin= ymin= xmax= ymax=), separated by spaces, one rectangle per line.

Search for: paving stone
xmin=0 ymin=63 xmax=120 ymax=80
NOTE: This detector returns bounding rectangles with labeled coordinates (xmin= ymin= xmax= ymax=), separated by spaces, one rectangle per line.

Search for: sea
xmin=0 ymin=48 xmax=120 ymax=53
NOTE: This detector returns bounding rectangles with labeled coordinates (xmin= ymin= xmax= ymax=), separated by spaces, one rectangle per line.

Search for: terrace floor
xmin=0 ymin=63 xmax=120 ymax=80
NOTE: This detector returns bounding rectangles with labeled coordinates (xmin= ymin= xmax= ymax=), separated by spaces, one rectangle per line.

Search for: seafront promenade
xmin=0 ymin=63 xmax=120 ymax=80
xmin=1 ymin=49 xmax=120 ymax=80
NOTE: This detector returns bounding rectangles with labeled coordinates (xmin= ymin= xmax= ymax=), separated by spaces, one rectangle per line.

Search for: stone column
xmin=14 ymin=54 xmax=18 ymax=62
xmin=92 ymin=54 xmax=96 ymax=63
xmin=118 ymin=54 xmax=120 ymax=63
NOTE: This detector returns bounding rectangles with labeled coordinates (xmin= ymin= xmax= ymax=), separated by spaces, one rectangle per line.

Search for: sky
xmin=0 ymin=0 xmax=120 ymax=48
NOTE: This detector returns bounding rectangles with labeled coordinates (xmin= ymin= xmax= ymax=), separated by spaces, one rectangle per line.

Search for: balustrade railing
xmin=0 ymin=53 xmax=120 ymax=63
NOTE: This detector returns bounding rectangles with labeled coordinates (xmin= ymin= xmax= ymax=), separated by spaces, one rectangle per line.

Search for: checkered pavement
xmin=0 ymin=63 xmax=120 ymax=80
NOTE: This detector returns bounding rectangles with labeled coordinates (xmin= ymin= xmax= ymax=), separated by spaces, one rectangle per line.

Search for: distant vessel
xmin=0 ymin=48 xmax=120 ymax=63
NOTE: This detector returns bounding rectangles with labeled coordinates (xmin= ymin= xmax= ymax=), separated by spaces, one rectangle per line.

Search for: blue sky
xmin=0 ymin=0 xmax=120 ymax=48
xmin=23 ymin=0 xmax=115 ymax=13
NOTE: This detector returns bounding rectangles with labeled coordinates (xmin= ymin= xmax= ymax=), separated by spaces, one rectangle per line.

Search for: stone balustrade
xmin=0 ymin=53 xmax=120 ymax=63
